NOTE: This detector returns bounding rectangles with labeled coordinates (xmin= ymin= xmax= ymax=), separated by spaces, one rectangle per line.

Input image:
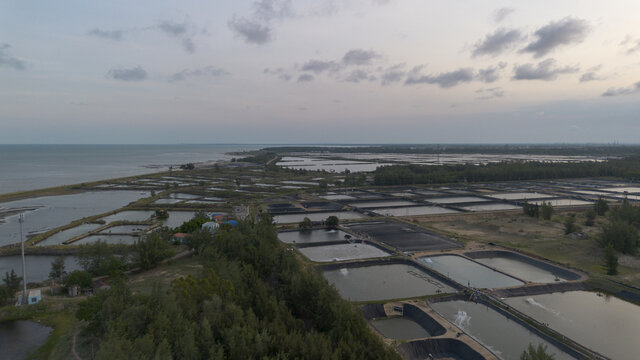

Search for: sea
xmin=0 ymin=144 xmax=263 ymax=195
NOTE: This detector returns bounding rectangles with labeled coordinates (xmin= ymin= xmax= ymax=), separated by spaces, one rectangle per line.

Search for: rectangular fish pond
xmin=322 ymin=261 xmax=456 ymax=301
xmin=298 ymin=243 xmax=391 ymax=262
xmin=419 ymin=255 xmax=524 ymax=289
xmin=348 ymin=200 xmax=417 ymax=208
xmin=36 ymin=223 xmax=103 ymax=246
xmin=503 ymin=291 xmax=640 ymax=360
xmin=372 ymin=205 xmax=459 ymax=217
xmin=74 ymin=234 xmax=139 ymax=245
xmin=466 ymin=251 xmax=580 ymax=284
xmin=430 ymin=300 xmax=576 ymax=360
xmin=278 ymin=229 xmax=351 ymax=244
xmin=367 ymin=303 xmax=446 ymax=340
xmin=273 ymin=211 xmax=366 ymax=224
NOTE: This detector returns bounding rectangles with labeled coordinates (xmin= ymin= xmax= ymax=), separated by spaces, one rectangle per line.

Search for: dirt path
xmin=72 ymin=329 xmax=82 ymax=360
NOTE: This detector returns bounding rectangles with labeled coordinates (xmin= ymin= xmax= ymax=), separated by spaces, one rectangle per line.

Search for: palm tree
xmin=520 ymin=344 xmax=555 ymax=360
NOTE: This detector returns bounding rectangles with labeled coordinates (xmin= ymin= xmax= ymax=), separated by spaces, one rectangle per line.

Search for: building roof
xmin=28 ymin=289 xmax=41 ymax=298
xmin=172 ymin=233 xmax=188 ymax=238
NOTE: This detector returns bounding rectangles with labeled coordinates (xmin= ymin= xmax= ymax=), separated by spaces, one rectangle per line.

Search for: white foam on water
xmin=524 ymin=298 xmax=562 ymax=317
xmin=339 ymin=268 xmax=349 ymax=276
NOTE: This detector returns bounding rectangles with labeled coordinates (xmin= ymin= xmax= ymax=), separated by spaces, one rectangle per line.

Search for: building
xmin=172 ymin=232 xmax=189 ymax=243
xmin=28 ymin=289 xmax=41 ymax=305
xmin=202 ymin=222 xmax=220 ymax=234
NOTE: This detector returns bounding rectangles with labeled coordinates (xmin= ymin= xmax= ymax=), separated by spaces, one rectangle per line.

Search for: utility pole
xmin=19 ymin=213 xmax=27 ymax=304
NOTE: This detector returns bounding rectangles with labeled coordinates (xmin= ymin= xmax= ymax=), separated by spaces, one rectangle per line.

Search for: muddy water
xmin=504 ymin=291 xmax=640 ymax=360
xmin=323 ymin=263 xmax=455 ymax=301
xmin=371 ymin=317 xmax=431 ymax=340
xmin=420 ymin=255 xmax=524 ymax=289
xmin=431 ymin=300 xmax=575 ymax=360
xmin=298 ymin=243 xmax=390 ymax=262
xmin=0 ymin=320 xmax=52 ymax=360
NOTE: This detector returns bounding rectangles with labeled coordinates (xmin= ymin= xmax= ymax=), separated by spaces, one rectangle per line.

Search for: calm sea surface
xmin=0 ymin=144 xmax=262 ymax=195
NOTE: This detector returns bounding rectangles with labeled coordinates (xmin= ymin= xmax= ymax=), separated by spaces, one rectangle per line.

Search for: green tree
xmin=540 ymin=202 xmax=553 ymax=220
xmin=564 ymin=214 xmax=577 ymax=235
xmin=298 ymin=217 xmax=312 ymax=230
xmin=520 ymin=343 xmax=555 ymax=360
xmin=604 ymin=243 xmax=619 ymax=275
xmin=65 ymin=270 xmax=93 ymax=288
xmin=135 ymin=233 xmax=175 ymax=270
xmin=0 ymin=285 xmax=12 ymax=305
xmin=49 ymin=257 xmax=67 ymax=284
xmin=599 ymin=219 xmax=639 ymax=254
xmin=523 ymin=201 xmax=540 ymax=218
xmin=3 ymin=269 xmax=21 ymax=291
xmin=325 ymin=216 xmax=339 ymax=229
xmin=594 ymin=196 xmax=609 ymax=216
xmin=584 ymin=209 xmax=596 ymax=226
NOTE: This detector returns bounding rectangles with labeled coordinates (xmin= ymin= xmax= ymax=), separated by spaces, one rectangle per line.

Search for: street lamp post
xmin=19 ymin=213 xmax=27 ymax=304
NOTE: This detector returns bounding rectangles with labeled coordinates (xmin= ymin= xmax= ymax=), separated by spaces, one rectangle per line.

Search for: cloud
xmin=264 ymin=67 xmax=292 ymax=81
xmin=405 ymin=67 xmax=475 ymax=88
xmin=228 ymin=16 xmax=273 ymax=44
xmin=0 ymin=44 xmax=27 ymax=70
xmin=343 ymin=70 xmax=376 ymax=83
xmin=228 ymin=0 xmax=293 ymax=45
xmin=579 ymin=65 xmax=604 ymax=82
xmin=158 ymin=21 xmax=188 ymax=36
xmin=620 ymin=36 xmax=640 ymax=54
xmin=521 ymin=17 xmax=590 ymax=58
xmin=476 ymin=87 xmax=505 ymax=100
xmin=380 ymin=64 xmax=406 ymax=85
xmin=342 ymin=49 xmax=380 ymax=66
xmin=493 ymin=7 xmax=515 ymax=23
xmin=107 ymin=66 xmax=148 ymax=81
xmin=297 ymin=74 xmax=314 ymax=83
xmin=602 ymin=81 xmax=640 ymax=97
xmin=181 ymin=38 xmax=196 ymax=53
xmin=88 ymin=28 xmax=123 ymax=40
xmin=300 ymin=60 xmax=338 ymax=74
xmin=476 ymin=62 xmax=507 ymax=83
xmin=512 ymin=58 xmax=579 ymax=80
xmin=472 ymin=28 xmax=523 ymax=57
xmin=169 ymin=66 xmax=229 ymax=82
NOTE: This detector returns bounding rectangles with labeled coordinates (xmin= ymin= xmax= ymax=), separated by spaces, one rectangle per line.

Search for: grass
xmin=412 ymin=209 xmax=640 ymax=288
xmin=127 ymin=255 xmax=203 ymax=294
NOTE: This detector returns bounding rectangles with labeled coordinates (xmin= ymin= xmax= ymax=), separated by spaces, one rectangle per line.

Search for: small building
xmin=68 ymin=285 xmax=80 ymax=297
xmin=172 ymin=233 xmax=189 ymax=243
xmin=207 ymin=213 xmax=226 ymax=220
xmin=224 ymin=220 xmax=239 ymax=227
xmin=28 ymin=289 xmax=41 ymax=305
xmin=202 ymin=222 xmax=220 ymax=234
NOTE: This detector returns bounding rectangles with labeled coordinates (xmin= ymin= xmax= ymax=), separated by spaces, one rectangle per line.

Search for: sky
xmin=1 ymin=0 xmax=640 ymax=144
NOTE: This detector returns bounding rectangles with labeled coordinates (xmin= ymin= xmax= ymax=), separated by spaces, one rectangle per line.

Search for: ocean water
xmin=0 ymin=144 xmax=262 ymax=195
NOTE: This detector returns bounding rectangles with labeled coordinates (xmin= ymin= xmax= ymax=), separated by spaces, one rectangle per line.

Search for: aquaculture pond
xmin=348 ymin=200 xmax=416 ymax=208
xmin=430 ymin=300 xmax=575 ymax=360
xmin=36 ymin=223 xmax=102 ymax=246
xmin=459 ymin=203 xmax=521 ymax=212
xmin=470 ymin=252 xmax=577 ymax=283
xmin=0 ymin=190 xmax=150 ymax=246
xmin=0 ymin=320 xmax=52 ymax=360
xmin=298 ymin=243 xmax=390 ymax=262
xmin=528 ymin=198 xmax=592 ymax=207
xmin=504 ymin=291 xmax=640 ymax=360
xmin=162 ymin=211 xmax=197 ymax=228
xmin=322 ymin=263 xmax=455 ymax=301
xmin=372 ymin=206 xmax=458 ymax=217
xmin=420 ymin=255 xmax=524 ymax=289
xmin=278 ymin=229 xmax=351 ymax=244
xmin=0 ymin=255 xmax=81 ymax=283
xmin=74 ymin=234 xmax=139 ymax=245
xmin=272 ymin=211 xmax=365 ymax=224
xmin=371 ymin=317 xmax=431 ymax=340
xmin=427 ymin=196 xmax=490 ymax=204
xmin=99 ymin=210 xmax=154 ymax=223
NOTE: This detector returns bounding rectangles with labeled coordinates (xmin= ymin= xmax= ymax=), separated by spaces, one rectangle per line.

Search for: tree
xmin=49 ymin=257 xmax=67 ymax=284
xmin=584 ymin=209 xmax=596 ymax=226
xmin=520 ymin=343 xmax=555 ymax=360
xmin=540 ymin=202 xmax=553 ymax=220
xmin=325 ymin=216 xmax=339 ymax=229
xmin=594 ymin=196 xmax=609 ymax=216
xmin=135 ymin=233 xmax=175 ymax=270
xmin=65 ymin=270 xmax=93 ymax=288
xmin=564 ymin=214 xmax=577 ymax=235
xmin=604 ymin=243 xmax=619 ymax=275
xmin=299 ymin=217 xmax=312 ymax=230
xmin=599 ymin=219 xmax=639 ymax=254
xmin=3 ymin=269 xmax=21 ymax=291
xmin=523 ymin=201 xmax=540 ymax=218
xmin=0 ymin=285 xmax=12 ymax=305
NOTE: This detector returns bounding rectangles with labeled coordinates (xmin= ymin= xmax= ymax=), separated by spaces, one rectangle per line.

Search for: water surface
xmin=0 ymin=320 xmax=52 ymax=360
xmin=420 ymin=255 xmax=524 ymax=288
xmin=504 ymin=291 xmax=640 ymax=360
xmin=0 ymin=255 xmax=81 ymax=283
xmin=371 ymin=317 xmax=431 ymax=340
xmin=278 ymin=229 xmax=351 ymax=244
xmin=298 ymin=243 xmax=390 ymax=262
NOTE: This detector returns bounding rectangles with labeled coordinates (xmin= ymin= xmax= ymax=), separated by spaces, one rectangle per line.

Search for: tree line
xmin=75 ymin=216 xmax=400 ymax=359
